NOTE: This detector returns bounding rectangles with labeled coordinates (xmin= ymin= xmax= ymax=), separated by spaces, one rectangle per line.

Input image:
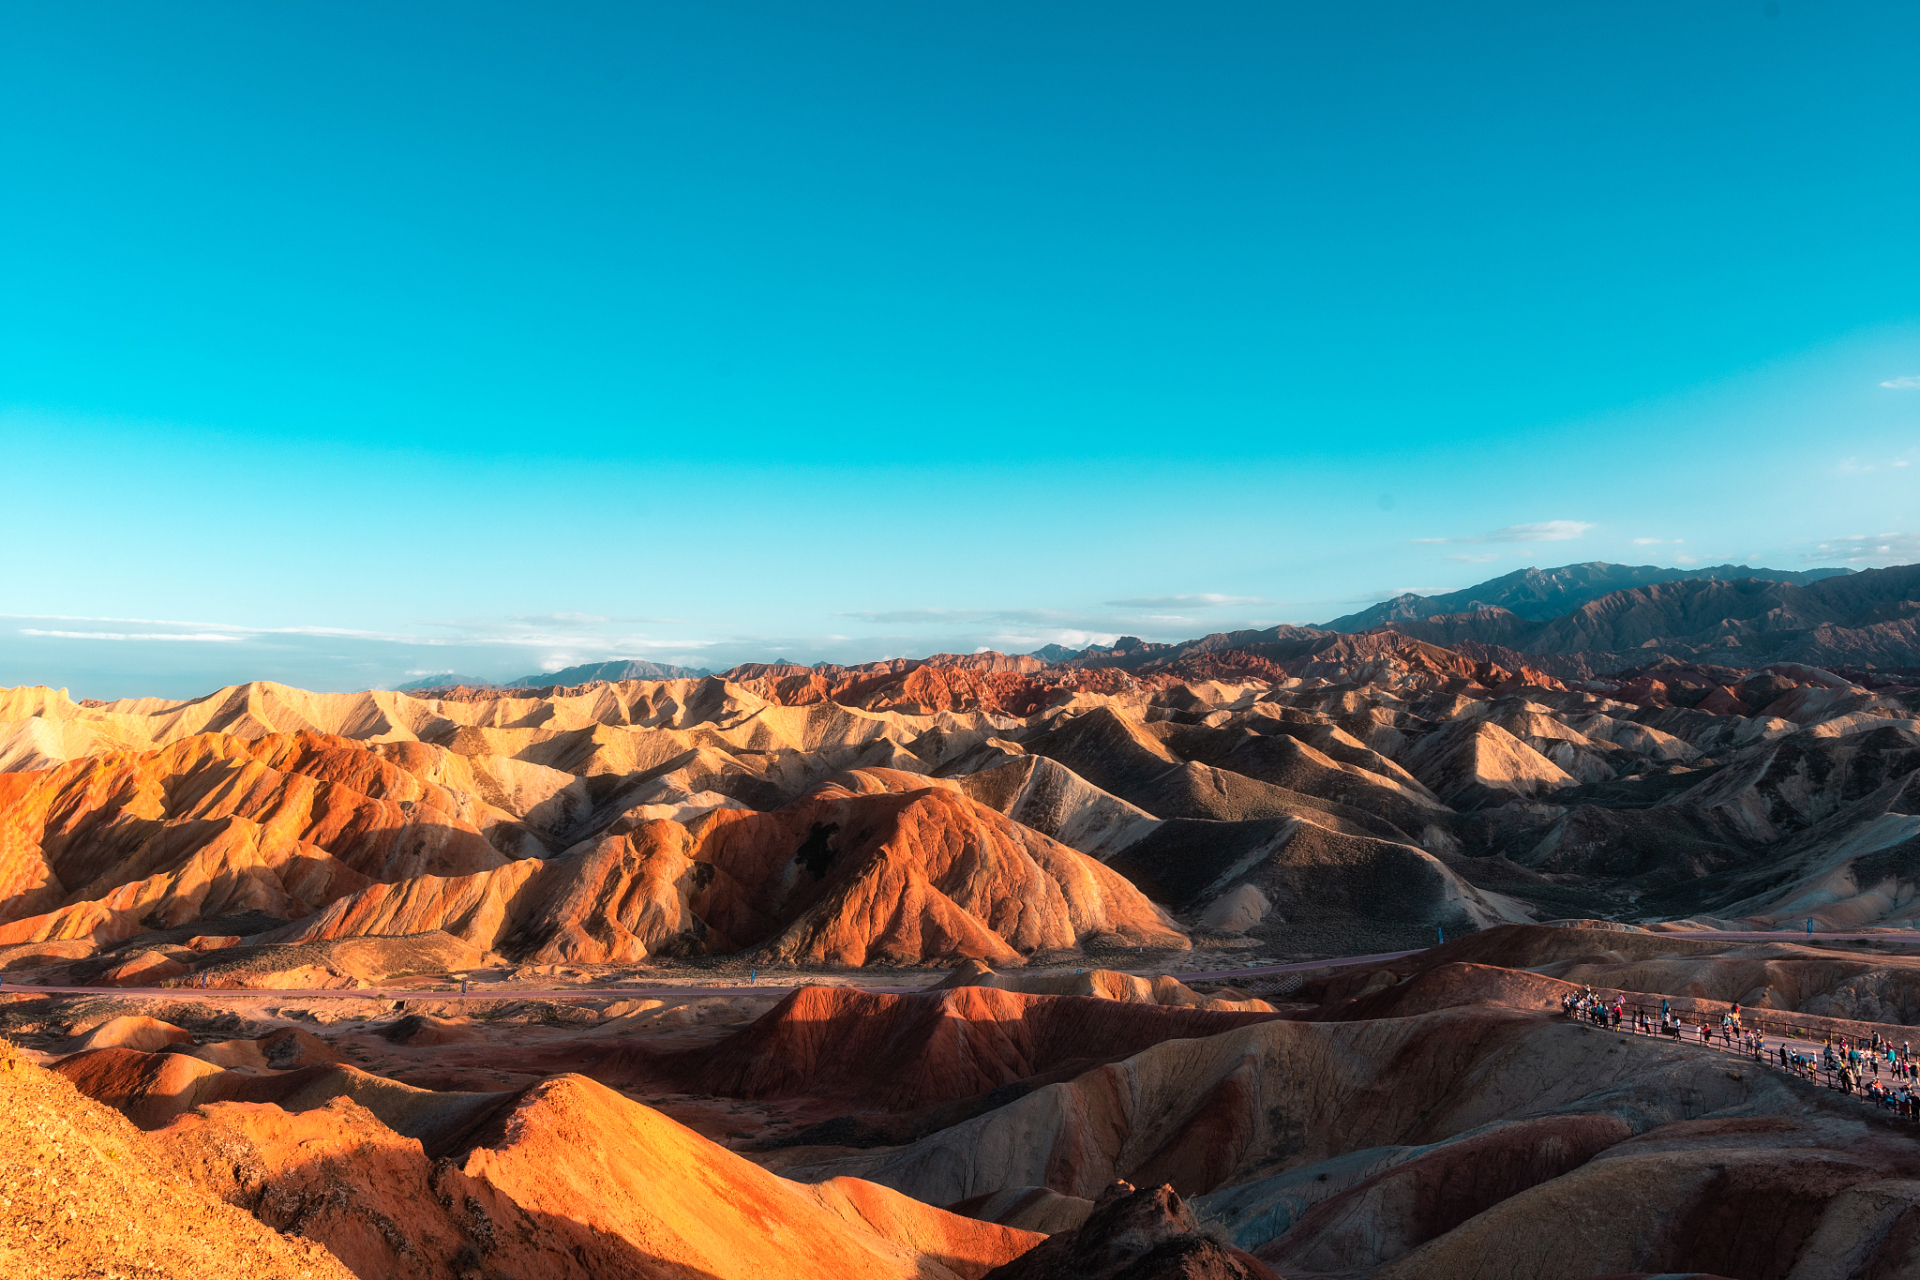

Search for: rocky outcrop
xmin=268 ymin=774 xmax=1187 ymax=965
xmin=40 ymin=1040 xmax=1044 ymax=1280
xmin=641 ymin=984 xmax=1278 ymax=1113
xmin=932 ymin=961 xmax=1275 ymax=1012
xmin=1402 ymin=719 xmax=1574 ymax=808
xmin=0 ymin=1044 xmax=358 ymax=1280
xmin=953 ymin=755 xmax=1162 ymax=861
xmin=1022 ymin=708 xmax=1187 ymax=802
xmin=0 ymin=731 xmax=505 ymax=947
xmin=981 ymin=1181 xmax=1278 ymax=1280
xmin=383 ymin=1073 xmax=1041 ymax=1280
xmin=1108 ymin=818 xmax=1533 ymax=950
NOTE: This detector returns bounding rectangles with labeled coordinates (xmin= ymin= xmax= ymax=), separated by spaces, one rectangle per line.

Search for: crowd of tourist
xmin=1561 ymin=987 xmax=1920 ymax=1120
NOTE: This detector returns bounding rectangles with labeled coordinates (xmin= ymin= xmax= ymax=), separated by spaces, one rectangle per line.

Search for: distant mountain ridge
xmin=1026 ymin=561 xmax=1920 ymax=679
xmin=395 ymin=658 xmax=711 ymax=692
xmin=509 ymin=659 xmax=711 ymax=686
xmin=399 ymin=561 xmax=1910 ymax=698
xmin=394 ymin=673 xmax=497 ymax=690
xmin=1324 ymin=561 xmax=1854 ymax=631
xmin=1382 ymin=563 xmax=1920 ymax=677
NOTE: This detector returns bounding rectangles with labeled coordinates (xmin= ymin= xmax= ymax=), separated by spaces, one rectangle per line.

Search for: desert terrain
xmin=9 ymin=561 xmax=1920 ymax=1279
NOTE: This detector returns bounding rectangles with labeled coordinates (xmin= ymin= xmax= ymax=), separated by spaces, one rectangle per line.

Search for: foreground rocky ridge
xmin=12 ymin=925 xmax=1920 ymax=1278
xmin=6 ymin=1039 xmax=1042 ymax=1280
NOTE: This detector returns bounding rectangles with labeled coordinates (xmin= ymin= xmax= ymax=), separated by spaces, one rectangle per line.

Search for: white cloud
xmin=1837 ymin=455 xmax=1918 ymax=473
xmin=840 ymin=608 xmax=1011 ymax=625
xmin=1807 ymin=531 xmax=1920 ymax=564
xmin=835 ymin=604 xmax=1270 ymax=634
xmin=19 ymin=629 xmax=242 ymax=642
xmin=511 ymin=612 xmax=611 ymax=626
xmin=1880 ymin=376 xmax=1920 ymax=389
xmin=1414 ymin=520 xmax=1593 ymax=545
xmin=1103 ymin=593 xmax=1270 ymax=608
xmin=985 ymin=629 xmax=1121 ymax=651
xmin=7 ymin=611 xmax=727 ymax=677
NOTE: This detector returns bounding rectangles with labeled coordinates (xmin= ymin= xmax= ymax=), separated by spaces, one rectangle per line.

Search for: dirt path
xmin=0 ymin=946 xmax=1427 ymax=1003
xmin=4 ymin=930 xmax=1904 ymax=1005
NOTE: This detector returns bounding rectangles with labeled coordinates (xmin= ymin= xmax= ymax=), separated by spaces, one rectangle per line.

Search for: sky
xmin=3 ymin=1 xmax=1919 ymax=697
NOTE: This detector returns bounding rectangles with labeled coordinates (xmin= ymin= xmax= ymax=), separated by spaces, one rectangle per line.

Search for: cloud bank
xmin=1414 ymin=520 xmax=1594 ymax=545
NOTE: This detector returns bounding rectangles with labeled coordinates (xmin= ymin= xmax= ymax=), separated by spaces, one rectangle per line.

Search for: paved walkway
xmin=1569 ymin=1002 xmax=1920 ymax=1112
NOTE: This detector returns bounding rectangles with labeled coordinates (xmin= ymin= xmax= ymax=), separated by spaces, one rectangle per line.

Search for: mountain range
xmin=398 ymin=658 xmax=713 ymax=691
xmin=399 ymin=560 xmax=1903 ymax=695
xmin=8 ymin=584 xmax=1920 ymax=966
xmin=1049 ymin=560 xmax=1920 ymax=679
xmin=1322 ymin=560 xmax=1855 ymax=630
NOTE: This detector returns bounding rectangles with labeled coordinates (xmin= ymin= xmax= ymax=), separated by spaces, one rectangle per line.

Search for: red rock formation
xmin=0 ymin=730 xmax=505 ymax=946
xmin=933 ymin=962 xmax=1276 ymax=1012
xmin=694 ymin=776 xmax=1186 ymax=963
xmin=643 ymin=984 xmax=1280 ymax=1112
xmin=723 ymin=656 xmax=1215 ymax=718
xmin=37 ymin=1039 xmax=1044 ymax=1280
xmin=455 ymin=1074 xmax=1045 ymax=1280
xmin=1259 ymin=1112 xmax=1634 ymax=1275
xmin=274 ymin=773 xmax=1188 ymax=965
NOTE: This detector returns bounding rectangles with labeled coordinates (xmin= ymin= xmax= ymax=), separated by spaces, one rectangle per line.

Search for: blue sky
xmin=4 ymin=2 xmax=1918 ymax=696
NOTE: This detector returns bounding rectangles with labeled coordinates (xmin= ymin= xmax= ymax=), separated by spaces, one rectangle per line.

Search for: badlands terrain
xmin=7 ymin=560 xmax=1920 ymax=1278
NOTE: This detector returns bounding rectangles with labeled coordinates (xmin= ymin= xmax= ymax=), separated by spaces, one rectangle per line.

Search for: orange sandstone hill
xmin=12 ymin=1037 xmax=1041 ymax=1280
xmin=0 ymin=731 xmax=505 ymax=949
xmin=639 ymin=984 xmax=1282 ymax=1112
xmin=0 ymin=725 xmax=1182 ymax=967
xmin=265 ymin=768 xmax=1185 ymax=965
